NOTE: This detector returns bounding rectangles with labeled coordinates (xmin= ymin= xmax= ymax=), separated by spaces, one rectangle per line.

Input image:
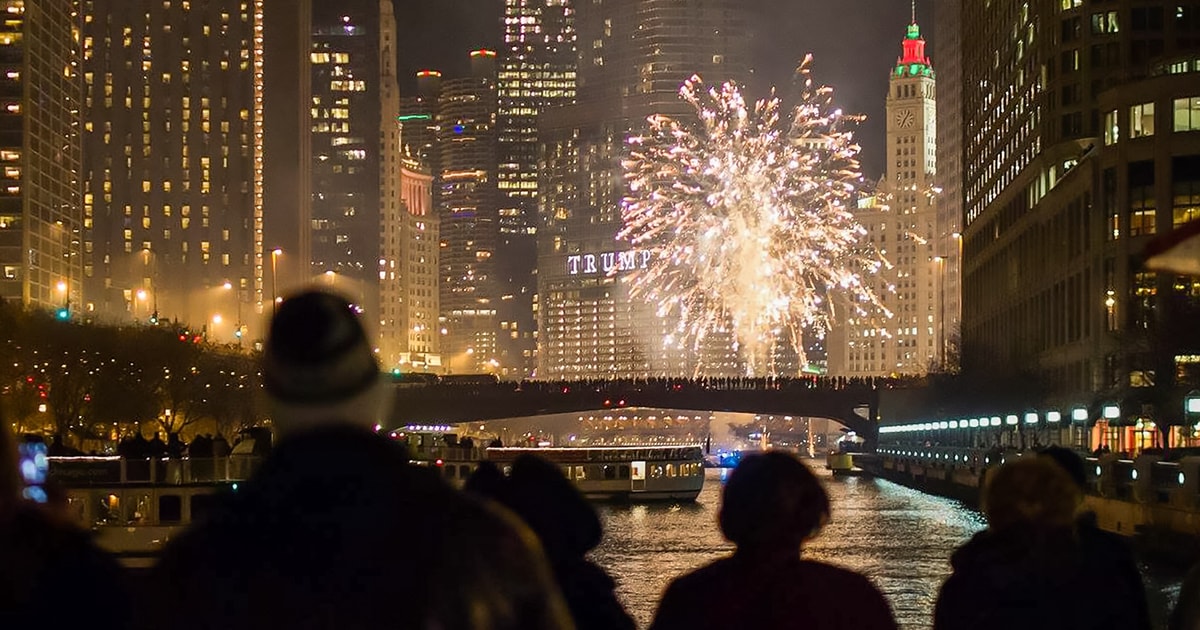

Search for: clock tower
xmin=830 ymin=12 xmax=945 ymax=378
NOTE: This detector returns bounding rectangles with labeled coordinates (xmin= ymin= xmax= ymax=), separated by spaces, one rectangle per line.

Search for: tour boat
xmin=47 ymin=455 xmax=255 ymax=568
xmin=396 ymin=426 xmax=705 ymax=501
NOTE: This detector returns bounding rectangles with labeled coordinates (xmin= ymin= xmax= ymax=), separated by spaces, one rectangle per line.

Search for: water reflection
xmin=592 ymin=466 xmax=1180 ymax=629
xmin=593 ymin=467 xmax=984 ymax=628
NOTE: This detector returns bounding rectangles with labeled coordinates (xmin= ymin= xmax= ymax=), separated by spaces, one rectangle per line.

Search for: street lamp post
xmin=223 ymin=282 xmax=242 ymax=345
xmin=270 ymin=248 xmax=282 ymax=315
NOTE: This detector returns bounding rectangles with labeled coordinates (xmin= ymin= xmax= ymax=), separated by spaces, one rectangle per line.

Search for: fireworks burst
xmin=618 ymin=56 xmax=890 ymax=376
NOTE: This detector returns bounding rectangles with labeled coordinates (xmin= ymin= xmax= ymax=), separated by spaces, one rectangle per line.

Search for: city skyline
xmin=396 ymin=0 xmax=937 ymax=180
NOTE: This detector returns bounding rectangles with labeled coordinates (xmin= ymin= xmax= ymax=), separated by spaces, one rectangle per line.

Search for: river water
xmin=591 ymin=466 xmax=1185 ymax=629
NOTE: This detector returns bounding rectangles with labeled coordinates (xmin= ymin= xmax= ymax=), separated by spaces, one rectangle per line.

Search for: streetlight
xmin=55 ymin=281 xmax=69 ymax=319
xmin=222 ymin=282 xmax=242 ymax=345
xmin=270 ymin=248 xmax=282 ymax=314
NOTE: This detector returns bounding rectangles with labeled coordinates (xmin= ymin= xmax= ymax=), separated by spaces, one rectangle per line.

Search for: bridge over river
xmin=390 ymin=378 xmax=882 ymax=446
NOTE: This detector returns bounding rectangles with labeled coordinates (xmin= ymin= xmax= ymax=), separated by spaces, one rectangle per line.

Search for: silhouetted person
xmin=469 ymin=455 xmax=635 ymax=630
xmin=47 ymin=434 xmax=70 ymax=456
xmin=143 ymin=290 xmax=571 ymax=630
xmin=1040 ymin=446 xmax=1151 ymax=630
xmin=165 ymin=433 xmax=185 ymax=458
xmin=210 ymin=433 xmax=230 ymax=457
xmin=464 ymin=460 xmax=507 ymax=499
xmin=935 ymin=456 xmax=1139 ymax=630
xmin=147 ymin=432 xmax=167 ymax=458
xmin=650 ymin=452 xmax=896 ymax=630
xmin=0 ymin=423 xmax=130 ymax=630
xmin=1172 ymin=562 xmax=1200 ymax=630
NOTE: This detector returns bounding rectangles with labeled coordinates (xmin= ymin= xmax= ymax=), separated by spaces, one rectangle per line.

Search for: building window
xmin=1174 ymin=97 xmax=1200 ymax=131
xmin=1175 ymin=180 xmax=1200 ymax=227
xmin=1129 ymin=186 xmax=1156 ymax=236
xmin=1103 ymin=109 xmax=1119 ymax=145
xmin=1129 ymin=103 xmax=1154 ymax=137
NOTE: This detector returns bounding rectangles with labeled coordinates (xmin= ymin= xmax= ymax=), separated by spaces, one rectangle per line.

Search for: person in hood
xmin=934 ymin=456 xmax=1142 ymax=630
xmin=649 ymin=451 xmax=896 ymax=630
xmin=142 ymin=290 xmax=572 ymax=630
xmin=466 ymin=455 xmax=635 ymax=630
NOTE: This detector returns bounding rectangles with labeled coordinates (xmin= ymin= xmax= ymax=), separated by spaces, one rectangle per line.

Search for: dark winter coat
xmin=0 ymin=503 xmax=131 ymax=630
xmin=934 ymin=522 xmax=1149 ymax=630
xmin=141 ymin=426 xmax=572 ymax=630
xmin=649 ymin=552 xmax=897 ymax=630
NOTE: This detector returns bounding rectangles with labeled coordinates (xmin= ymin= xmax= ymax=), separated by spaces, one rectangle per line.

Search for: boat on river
xmin=47 ymin=455 xmax=258 ymax=568
xmin=394 ymin=425 xmax=705 ymax=501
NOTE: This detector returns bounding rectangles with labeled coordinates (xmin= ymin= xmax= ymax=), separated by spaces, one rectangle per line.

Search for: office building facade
xmin=82 ymin=0 xmax=263 ymax=340
xmin=0 ymin=0 xmax=83 ymax=313
xmin=438 ymin=51 xmax=501 ymax=375
xmin=498 ymin=0 xmax=576 ymax=378
xmin=537 ymin=0 xmax=750 ymax=379
xmin=309 ymin=2 xmax=383 ymax=324
xmin=960 ymin=0 xmax=1200 ymax=428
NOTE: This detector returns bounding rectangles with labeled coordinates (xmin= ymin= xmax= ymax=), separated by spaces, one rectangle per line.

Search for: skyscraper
xmin=829 ymin=17 xmax=941 ymax=378
xmin=438 ymin=50 xmax=500 ymax=375
xmin=378 ymin=0 xmax=440 ymax=371
xmin=261 ymin=0 xmax=311 ymax=304
xmin=537 ymin=0 xmax=750 ymax=379
xmin=378 ymin=153 xmax=440 ymax=370
xmin=0 ymin=0 xmax=82 ymax=313
xmin=309 ymin=2 xmax=382 ymax=324
xmin=82 ymin=0 xmax=263 ymax=340
xmin=960 ymin=0 xmax=1200 ymax=423
xmin=934 ymin=0 xmax=962 ymax=363
xmin=497 ymin=0 xmax=576 ymax=378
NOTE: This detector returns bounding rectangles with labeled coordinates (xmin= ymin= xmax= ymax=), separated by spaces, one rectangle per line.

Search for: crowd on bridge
xmin=5 ymin=290 xmax=1200 ymax=629
xmin=408 ymin=375 xmax=898 ymax=398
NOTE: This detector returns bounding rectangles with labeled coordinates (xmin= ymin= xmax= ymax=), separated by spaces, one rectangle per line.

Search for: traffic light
xmin=149 ymin=310 xmax=159 ymax=325
xmin=54 ymin=307 xmax=69 ymax=321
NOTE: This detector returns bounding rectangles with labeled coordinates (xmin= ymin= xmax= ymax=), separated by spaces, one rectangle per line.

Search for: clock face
xmin=895 ymin=109 xmax=915 ymax=128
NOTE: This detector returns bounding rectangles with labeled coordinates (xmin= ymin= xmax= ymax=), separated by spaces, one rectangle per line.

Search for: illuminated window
xmin=1174 ymin=97 xmax=1200 ymax=131
xmin=1103 ymin=109 xmax=1119 ymax=145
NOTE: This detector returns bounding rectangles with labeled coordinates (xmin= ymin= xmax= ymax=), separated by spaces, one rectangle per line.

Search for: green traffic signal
xmin=54 ymin=307 xmax=69 ymax=320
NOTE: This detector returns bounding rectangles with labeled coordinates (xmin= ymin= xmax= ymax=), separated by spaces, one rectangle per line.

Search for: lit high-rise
xmin=438 ymin=51 xmax=500 ymax=375
xmin=960 ymin=0 xmax=1200 ymax=425
xmin=498 ymin=0 xmax=576 ymax=378
xmin=82 ymin=0 xmax=264 ymax=340
xmin=0 ymin=0 xmax=82 ymax=313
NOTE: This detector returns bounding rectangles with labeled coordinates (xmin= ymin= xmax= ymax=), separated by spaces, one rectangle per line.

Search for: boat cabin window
xmin=666 ymin=464 xmax=677 ymax=478
xmin=190 ymin=493 xmax=220 ymax=521
xmin=64 ymin=495 xmax=87 ymax=524
xmin=650 ymin=465 xmax=664 ymax=479
xmin=99 ymin=493 xmax=121 ymax=524
xmin=619 ymin=465 xmax=630 ymax=480
xmin=159 ymin=494 xmax=183 ymax=523
xmin=443 ymin=466 xmax=456 ymax=479
xmin=459 ymin=465 xmax=471 ymax=478
xmin=573 ymin=465 xmax=586 ymax=481
xmin=127 ymin=494 xmax=151 ymax=524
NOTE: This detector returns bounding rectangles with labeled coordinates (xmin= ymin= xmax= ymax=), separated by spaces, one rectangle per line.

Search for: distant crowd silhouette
xmin=2 ymin=289 xmax=1197 ymax=629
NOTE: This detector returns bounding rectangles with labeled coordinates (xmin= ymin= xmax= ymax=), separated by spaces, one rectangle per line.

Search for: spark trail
xmin=619 ymin=56 xmax=890 ymax=376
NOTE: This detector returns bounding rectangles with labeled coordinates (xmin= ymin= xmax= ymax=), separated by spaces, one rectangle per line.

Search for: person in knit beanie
xmin=261 ymin=290 xmax=390 ymax=437
xmin=142 ymin=289 xmax=572 ymax=630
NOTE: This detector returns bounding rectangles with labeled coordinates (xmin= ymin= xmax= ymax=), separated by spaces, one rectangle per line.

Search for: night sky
xmin=395 ymin=0 xmax=937 ymax=179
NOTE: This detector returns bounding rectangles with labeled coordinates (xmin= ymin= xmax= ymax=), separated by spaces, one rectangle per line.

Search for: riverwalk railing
xmin=873 ymin=446 xmax=1200 ymax=510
